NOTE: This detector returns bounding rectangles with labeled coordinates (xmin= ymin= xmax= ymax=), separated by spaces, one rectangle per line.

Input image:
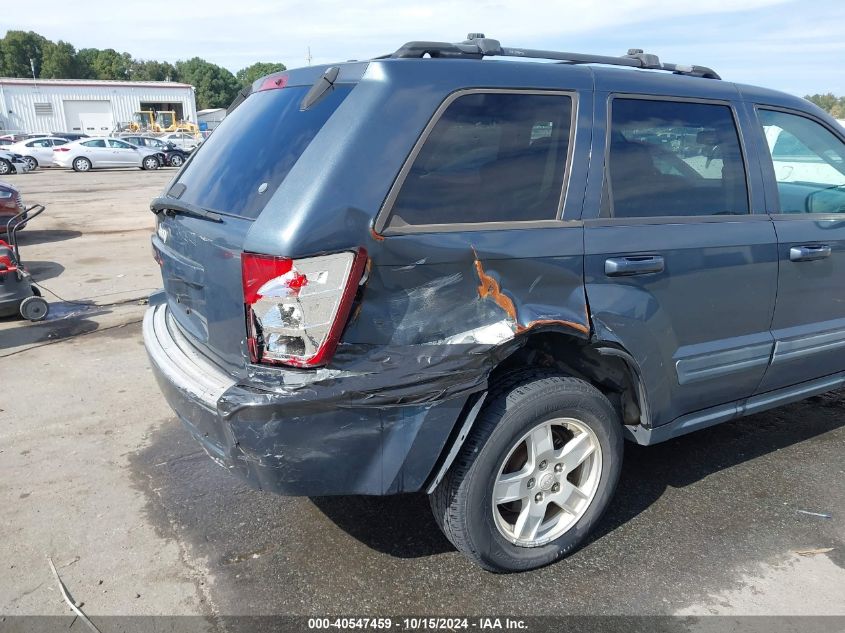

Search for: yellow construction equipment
xmin=129 ymin=110 xmax=156 ymax=132
xmin=155 ymin=111 xmax=200 ymax=134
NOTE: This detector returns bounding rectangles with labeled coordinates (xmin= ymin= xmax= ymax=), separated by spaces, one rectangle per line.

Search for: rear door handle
xmin=789 ymin=244 xmax=832 ymax=262
xmin=605 ymin=255 xmax=665 ymax=277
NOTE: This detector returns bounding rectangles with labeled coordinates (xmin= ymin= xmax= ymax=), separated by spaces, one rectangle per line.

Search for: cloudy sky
xmin=4 ymin=0 xmax=844 ymax=96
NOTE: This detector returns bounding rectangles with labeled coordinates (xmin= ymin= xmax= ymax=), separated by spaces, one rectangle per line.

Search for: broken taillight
xmin=257 ymin=74 xmax=289 ymax=92
xmin=242 ymin=249 xmax=367 ymax=368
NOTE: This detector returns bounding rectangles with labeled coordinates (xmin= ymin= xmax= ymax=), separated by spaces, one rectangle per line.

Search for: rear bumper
xmin=143 ymin=300 xmax=470 ymax=495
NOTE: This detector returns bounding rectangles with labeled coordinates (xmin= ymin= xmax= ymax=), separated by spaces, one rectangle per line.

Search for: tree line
xmin=804 ymin=94 xmax=845 ymax=118
xmin=0 ymin=30 xmax=286 ymax=110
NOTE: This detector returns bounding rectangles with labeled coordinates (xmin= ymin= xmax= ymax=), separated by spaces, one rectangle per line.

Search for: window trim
xmin=374 ymin=88 xmax=579 ymax=235
xmin=754 ymin=104 xmax=845 ymax=219
xmin=601 ymin=93 xmax=753 ymax=223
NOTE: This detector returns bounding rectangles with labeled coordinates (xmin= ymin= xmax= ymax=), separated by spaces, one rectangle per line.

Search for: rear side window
xmin=384 ymin=91 xmax=573 ymax=229
xmin=606 ymin=98 xmax=748 ymax=218
xmin=171 ymin=85 xmax=352 ymax=219
xmin=82 ymin=139 xmax=106 ymax=148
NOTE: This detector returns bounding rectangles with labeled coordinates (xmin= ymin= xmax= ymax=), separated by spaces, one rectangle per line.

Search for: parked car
xmin=0 ymin=139 xmax=14 ymax=147
xmin=50 ymin=132 xmax=89 ymax=142
xmin=158 ymin=132 xmax=201 ymax=152
xmin=143 ymin=35 xmax=845 ymax=573
xmin=53 ymin=137 xmax=161 ymax=172
xmin=121 ymin=135 xmax=188 ymax=167
xmin=0 ymin=151 xmax=32 ymax=176
xmin=6 ymin=136 xmax=70 ymax=171
xmin=0 ymin=181 xmax=25 ymax=234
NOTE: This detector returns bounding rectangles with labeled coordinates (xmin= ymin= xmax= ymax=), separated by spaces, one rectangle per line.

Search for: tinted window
xmin=108 ymin=139 xmax=133 ymax=149
xmin=28 ymin=139 xmax=51 ymax=148
xmin=386 ymin=92 xmax=573 ymax=228
xmin=82 ymin=139 xmax=106 ymax=148
xmin=607 ymin=99 xmax=748 ymax=218
xmin=172 ymin=85 xmax=352 ymax=219
xmin=759 ymin=109 xmax=845 ymax=214
xmin=51 ymin=139 xmax=68 ymax=146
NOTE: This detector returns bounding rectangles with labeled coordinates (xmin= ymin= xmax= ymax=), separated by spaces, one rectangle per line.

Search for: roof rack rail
xmin=389 ymin=34 xmax=721 ymax=80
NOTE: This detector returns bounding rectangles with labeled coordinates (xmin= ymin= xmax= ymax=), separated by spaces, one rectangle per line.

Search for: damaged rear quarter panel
xmin=345 ymin=227 xmax=589 ymax=347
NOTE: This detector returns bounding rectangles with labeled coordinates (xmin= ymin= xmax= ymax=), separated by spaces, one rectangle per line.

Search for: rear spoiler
xmin=227 ymin=87 xmax=251 ymax=115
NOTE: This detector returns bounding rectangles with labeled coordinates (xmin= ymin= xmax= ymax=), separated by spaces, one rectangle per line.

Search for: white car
xmin=53 ymin=137 xmax=161 ymax=172
xmin=159 ymin=132 xmax=202 ymax=151
xmin=764 ymin=125 xmax=845 ymax=184
xmin=0 ymin=151 xmax=32 ymax=176
xmin=7 ymin=136 xmax=70 ymax=171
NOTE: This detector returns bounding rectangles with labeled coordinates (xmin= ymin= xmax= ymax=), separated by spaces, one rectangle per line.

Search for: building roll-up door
xmin=63 ymin=100 xmax=114 ymax=136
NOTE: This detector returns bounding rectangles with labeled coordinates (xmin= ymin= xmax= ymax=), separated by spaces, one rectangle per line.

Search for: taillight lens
xmin=242 ymin=248 xmax=367 ymax=368
xmin=257 ymin=73 xmax=289 ymax=92
xmin=54 ymin=147 xmax=70 ymax=152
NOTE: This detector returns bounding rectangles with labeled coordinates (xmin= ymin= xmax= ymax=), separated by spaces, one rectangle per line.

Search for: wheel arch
xmin=425 ymin=325 xmax=651 ymax=493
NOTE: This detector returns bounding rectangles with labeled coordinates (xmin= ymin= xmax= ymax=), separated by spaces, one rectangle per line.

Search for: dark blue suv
xmin=144 ymin=35 xmax=845 ymax=572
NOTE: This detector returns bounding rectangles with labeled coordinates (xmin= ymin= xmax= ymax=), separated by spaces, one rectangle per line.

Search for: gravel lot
xmin=1 ymin=168 xmax=843 ymax=628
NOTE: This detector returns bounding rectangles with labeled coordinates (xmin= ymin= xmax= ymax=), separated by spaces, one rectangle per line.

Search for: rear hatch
xmin=151 ymin=69 xmax=358 ymax=376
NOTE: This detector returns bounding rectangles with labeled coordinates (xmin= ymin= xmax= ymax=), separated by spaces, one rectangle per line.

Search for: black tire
xmin=72 ymin=157 xmax=92 ymax=172
xmin=169 ymin=153 xmax=185 ymax=168
xmin=429 ymin=371 xmax=623 ymax=573
xmin=0 ymin=158 xmax=11 ymax=176
xmin=20 ymin=295 xmax=49 ymax=321
xmin=23 ymin=156 xmax=38 ymax=171
xmin=142 ymin=155 xmax=159 ymax=170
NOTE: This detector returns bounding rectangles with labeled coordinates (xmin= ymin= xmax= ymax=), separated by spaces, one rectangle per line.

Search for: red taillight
xmin=54 ymin=147 xmax=70 ymax=152
xmin=242 ymin=248 xmax=367 ymax=368
xmin=257 ymin=74 xmax=289 ymax=92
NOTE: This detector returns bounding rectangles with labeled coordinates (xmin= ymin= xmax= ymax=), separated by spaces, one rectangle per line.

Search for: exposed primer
xmin=524 ymin=318 xmax=589 ymax=336
xmin=472 ymin=249 xmax=589 ymax=337
xmin=472 ymin=249 xmax=519 ymax=323
xmin=435 ymin=320 xmax=515 ymax=345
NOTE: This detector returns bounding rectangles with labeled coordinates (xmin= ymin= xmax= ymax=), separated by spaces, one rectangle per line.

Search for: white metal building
xmin=197 ymin=107 xmax=226 ymax=131
xmin=0 ymin=78 xmax=197 ymax=136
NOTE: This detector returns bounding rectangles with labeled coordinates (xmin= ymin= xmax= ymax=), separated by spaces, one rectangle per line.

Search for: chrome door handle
xmin=789 ymin=245 xmax=832 ymax=262
xmin=605 ymin=255 xmax=665 ymax=277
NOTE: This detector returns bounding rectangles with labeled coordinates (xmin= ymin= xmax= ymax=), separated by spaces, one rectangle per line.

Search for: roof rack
xmin=388 ymin=34 xmax=720 ymax=80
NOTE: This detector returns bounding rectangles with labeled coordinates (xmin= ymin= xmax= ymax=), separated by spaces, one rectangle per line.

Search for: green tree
xmin=89 ymin=48 xmax=134 ymax=79
xmin=176 ymin=57 xmax=240 ymax=109
xmin=40 ymin=40 xmax=78 ymax=78
xmin=75 ymin=48 xmax=99 ymax=79
xmin=0 ymin=30 xmax=48 ymax=77
xmin=131 ymin=59 xmax=179 ymax=82
xmin=804 ymin=92 xmax=839 ymax=112
xmin=804 ymin=94 xmax=845 ymax=119
xmin=236 ymin=62 xmax=286 ymax=88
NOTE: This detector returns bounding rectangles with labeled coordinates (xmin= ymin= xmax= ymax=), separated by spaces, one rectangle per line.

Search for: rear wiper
xmin=150 ymin=196 xmax=223 ymax=223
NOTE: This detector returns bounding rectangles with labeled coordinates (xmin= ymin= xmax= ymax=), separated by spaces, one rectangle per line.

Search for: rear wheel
xmin=0 ymin=158 xmax=11 ymax=175
xmin=23 ymin=156 xmax=37 ymax=171
xmin=169 ymin=153 xmax=185 ymax=168
xmin=20 ymin=295 xmax=49 ymax=321
xmin=142 ymin=156 xmax=159 ymax=170
xmin=429 ymin=372 xmax=623 ymax=572
xmin=72 ymin=157 xmax=92 ymax=172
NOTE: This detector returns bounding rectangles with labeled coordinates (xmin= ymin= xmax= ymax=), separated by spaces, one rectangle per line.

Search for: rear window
xmin=171 ymin=85 xmax=352 ymax=219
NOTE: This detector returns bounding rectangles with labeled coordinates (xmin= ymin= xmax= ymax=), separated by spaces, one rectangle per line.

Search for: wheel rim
xmin=75 ymin=158 xmax=90 ymax=171
xmin=144 ymin=157 xmax=157 ymax=169
xmin=24 ymin=157 xmax=36 ymax=170
xmin=0 ymin=161 xmax=9 ymax=175
xmin=492 ymin=417 xmax=602 ymax=547
xmin=171 ymin=155 xmax=183 ymax=166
